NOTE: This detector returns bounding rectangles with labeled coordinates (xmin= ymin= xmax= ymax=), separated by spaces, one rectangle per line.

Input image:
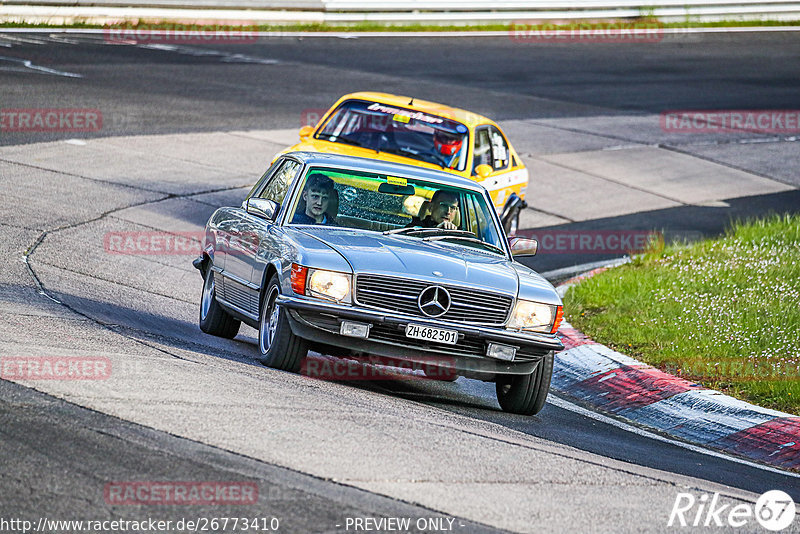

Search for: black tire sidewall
xmin=496 ymin=352 xmax=554 ymax=415
xmin=258 ymin=274 xmax=306 ymax=372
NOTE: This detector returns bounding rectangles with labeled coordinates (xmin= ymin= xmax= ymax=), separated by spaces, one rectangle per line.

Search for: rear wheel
xmin=258 ymin=274 xmax=308 ymax=372
xmin=199 ymin=268 xmax=240 ymax=339
xmin=495 ymin=351 xmax=553 ymax=415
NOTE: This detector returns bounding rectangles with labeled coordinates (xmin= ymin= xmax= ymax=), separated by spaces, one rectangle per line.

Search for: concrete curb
xmin=552 ymin=266 xmax=800 ymax=473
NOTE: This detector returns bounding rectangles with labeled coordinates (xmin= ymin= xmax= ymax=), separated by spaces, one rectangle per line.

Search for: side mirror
xmin=299 ymin=125 xmax=314 ymax=141
xmin=474 ymin=164 xmax=493 ymax=180
xmin=508 ymin=236 xmax=538 ymax=257
xmin=246 ymin=198 xmax=279 ymax=221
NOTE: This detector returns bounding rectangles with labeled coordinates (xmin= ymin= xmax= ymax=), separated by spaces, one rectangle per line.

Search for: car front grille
xmin=355 ymin=274 xmax=513 ymax=325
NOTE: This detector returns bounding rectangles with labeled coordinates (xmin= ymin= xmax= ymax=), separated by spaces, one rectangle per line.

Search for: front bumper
xmin=277 ymin=295 xmax=563 ymax=376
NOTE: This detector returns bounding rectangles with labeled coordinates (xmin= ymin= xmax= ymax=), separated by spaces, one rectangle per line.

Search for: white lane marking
xmin=137 ymin=43 xmax=278 ymax=64
xmin=0 ymin=34 xmax=52 ymax=45
xmin=220 ymin=54 xmax=278 ymax=64
xmin=0 ymin=55 xmax=82 ymax=77
xmin=46 ymin=33 xmax=83 ymax=45
xmin=548 ymin=394 xmax=800 ymax=479
xmin=64 ymin=139 xmax=87 ymax=145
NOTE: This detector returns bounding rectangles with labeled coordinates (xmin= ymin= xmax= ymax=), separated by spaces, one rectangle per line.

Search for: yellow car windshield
xmin=315 ymin=99 xmax=470 ymax=172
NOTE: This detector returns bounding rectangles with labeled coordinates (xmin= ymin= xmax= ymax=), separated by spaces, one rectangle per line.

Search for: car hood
xmin=296 ymin=227 xmax=519 ymax=296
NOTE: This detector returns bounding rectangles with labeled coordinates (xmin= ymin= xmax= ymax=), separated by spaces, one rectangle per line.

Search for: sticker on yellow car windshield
xmin=386 ymin=176 xmax=407 ymax=186
xmin=392 ymin=114 xmax=410 ymax=123
xmin=367 ymin=103 xmax=444 ymax=125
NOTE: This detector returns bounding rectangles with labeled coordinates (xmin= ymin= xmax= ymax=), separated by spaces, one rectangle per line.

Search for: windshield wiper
xmin=384 ymin=227 xmax=474 ymax=238
xmin=423 ymin=235 xmax=506 ymax=255
xmin=384 ymin=227 xmax=436 ymax=236
xmin=319 ymin=133 xmax=365 ymax=148
xmin=379 ymin=146 xmax=447 ymax=170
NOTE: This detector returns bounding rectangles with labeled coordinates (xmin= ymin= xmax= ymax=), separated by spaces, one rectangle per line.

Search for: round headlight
xmin=308 ymin=269 xmax=350 ymax=302
xmin=508 ymin=300 xmax=554 ymax=332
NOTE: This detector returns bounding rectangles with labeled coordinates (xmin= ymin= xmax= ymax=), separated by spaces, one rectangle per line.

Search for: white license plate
xmin=405 ymin=324 xmax=458 ymax=345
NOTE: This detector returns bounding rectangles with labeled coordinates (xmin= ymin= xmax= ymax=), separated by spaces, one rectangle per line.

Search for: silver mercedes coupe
xmin=194 ymin=152 xmax=564 ymax=415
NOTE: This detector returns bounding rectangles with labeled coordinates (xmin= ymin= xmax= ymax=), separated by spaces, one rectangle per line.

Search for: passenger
xmin=407 ymin=190 xmax=459 ymax=230
xmin=292 ymin=173 xmax=337 ymax=225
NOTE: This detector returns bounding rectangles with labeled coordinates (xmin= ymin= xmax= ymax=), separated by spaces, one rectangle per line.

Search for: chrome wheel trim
xmin=260 ymin=286 xmax=280 ymax=354
xmin=201 ymin=271 xmax=214 ymax=320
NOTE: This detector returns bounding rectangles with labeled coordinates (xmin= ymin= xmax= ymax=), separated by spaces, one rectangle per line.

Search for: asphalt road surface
xmin=1 ymin=30 xmax=799 ymax=533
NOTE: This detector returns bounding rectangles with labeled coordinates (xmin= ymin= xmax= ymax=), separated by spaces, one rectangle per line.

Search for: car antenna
xmin=408 ymin=97 xmax=414 ymax=106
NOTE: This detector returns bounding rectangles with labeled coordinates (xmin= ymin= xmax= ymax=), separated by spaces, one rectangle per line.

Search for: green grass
xmin=1 ymin=19 xmax=799 ymax=31
xmin=564 ymin=214 xmax=800 ymax=415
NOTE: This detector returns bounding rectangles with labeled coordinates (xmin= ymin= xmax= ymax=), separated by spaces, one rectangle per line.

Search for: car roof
xmin=285 ymin=151 xmax=486 ymax=192
xmin=336 ymin=91 xmax=494 ymax=127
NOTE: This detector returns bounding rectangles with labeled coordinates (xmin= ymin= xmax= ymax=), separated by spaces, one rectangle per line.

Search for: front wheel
xmin=495 ymin=351 xmax=554 ymax=415
xmin=258 ymin=274 xmax=308 ymax=372
xmin=199 ymin=268 xmax=240 ymax=339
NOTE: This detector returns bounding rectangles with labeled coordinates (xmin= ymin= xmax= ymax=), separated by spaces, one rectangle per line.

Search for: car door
xmin=243 ymin=158 xmax=303 ymax=305
xmin=216 ymin=158 xmax=300 ymax=318
xmin=472 ymin=125 xmax=527 ymax=211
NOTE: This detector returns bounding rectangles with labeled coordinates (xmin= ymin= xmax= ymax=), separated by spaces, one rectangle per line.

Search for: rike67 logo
xmin=669 ymin=490 xmax=796 ymax=531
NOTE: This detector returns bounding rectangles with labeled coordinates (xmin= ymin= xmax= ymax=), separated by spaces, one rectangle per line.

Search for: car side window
xmin=256 ymin=159 xmax=301 ymax=205
xmin=472 ymin=128 xmax=492 ymax=175
xmin=488 ymin=126 xmax=509 ymax=171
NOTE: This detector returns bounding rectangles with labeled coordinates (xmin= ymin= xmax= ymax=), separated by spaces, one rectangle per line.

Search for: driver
xmin=407 ymin=190 xmax=459 ymax=230
xmin=433 ymin=129 xmax=463 ymax=169
xmin=292 ymin=173 xmax=336 ymax=225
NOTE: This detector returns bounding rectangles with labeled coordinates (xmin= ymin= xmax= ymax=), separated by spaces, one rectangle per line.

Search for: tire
xmin=199 ymin=268 xmax=240 ymax=339
xmin=495 ymin=351 xmax=554 ymax=415
xmin=258 ymin=274 xmax=309 ymax=372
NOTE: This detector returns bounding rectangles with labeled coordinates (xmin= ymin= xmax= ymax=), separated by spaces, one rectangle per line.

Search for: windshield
xmin=315 ymin=100 xmax=470 ymax=172
xmin=287 ymin=166 xmax=506 ymax=255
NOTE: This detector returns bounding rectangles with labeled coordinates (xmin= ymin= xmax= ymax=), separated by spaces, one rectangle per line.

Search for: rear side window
xmin=473 ymin=126 xmax=509 ymax=173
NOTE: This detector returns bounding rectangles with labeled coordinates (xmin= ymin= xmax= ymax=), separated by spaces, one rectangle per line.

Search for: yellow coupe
xmin=280 ymin=92 xmax=529 ymax=233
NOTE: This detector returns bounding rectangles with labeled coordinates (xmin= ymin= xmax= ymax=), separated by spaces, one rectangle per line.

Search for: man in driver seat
xmin=292 ymin=173 xmax=337 ymax=225
xmin=407 ymin=190 xmax=459 ymax=230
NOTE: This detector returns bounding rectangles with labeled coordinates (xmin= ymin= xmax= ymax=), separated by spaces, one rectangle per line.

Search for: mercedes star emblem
xmin=418 ymin=286 xmax=451 ymax=317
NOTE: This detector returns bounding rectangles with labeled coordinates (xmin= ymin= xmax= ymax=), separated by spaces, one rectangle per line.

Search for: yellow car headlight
xmin=307 ymin=268 xmax=351 ymax=303
xmin=507 ymin=300 xmax=558 ymax=333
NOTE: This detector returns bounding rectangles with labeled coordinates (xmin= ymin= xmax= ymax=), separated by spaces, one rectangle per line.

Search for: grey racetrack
xmin=1 ymin=30 xmax=799 ymax=533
